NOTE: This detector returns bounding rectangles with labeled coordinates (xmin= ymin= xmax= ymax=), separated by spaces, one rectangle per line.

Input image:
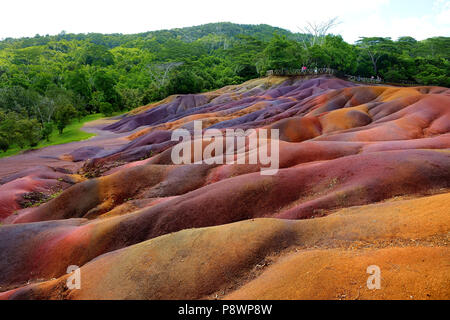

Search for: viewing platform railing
xmin=266 ymin=69 xmax=419 ymax=86
xmin=266 ymin=68 xmax=336 ymax=76
xmin=346 ymin=75 xmax=382 ymax=84
xmin=346 ymin=75 xmax=418 ymax=86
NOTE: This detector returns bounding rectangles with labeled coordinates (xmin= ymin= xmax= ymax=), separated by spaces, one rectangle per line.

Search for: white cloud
xmin=339 ymin=0 xmax=450 ymax=42
xmin=435 ymin=0 xmax=450 ymax=25
xmin=0 ymin=0 xmax=447 ymax=42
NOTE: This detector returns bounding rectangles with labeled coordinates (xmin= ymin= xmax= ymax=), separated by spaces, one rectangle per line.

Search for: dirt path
xmin=0 ymin=118 xmax=134 ymax=179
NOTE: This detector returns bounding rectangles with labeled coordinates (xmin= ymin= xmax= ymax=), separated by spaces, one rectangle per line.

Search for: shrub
xmin=99 ymin=102 xmax=114 ymax=116
xmin=42 ymin=122 xmax=53 ymax=141
xmin=17 ymin=119 xmax=41 ymax=147
xmin=0 ymin=136 xmax=9 ymax=152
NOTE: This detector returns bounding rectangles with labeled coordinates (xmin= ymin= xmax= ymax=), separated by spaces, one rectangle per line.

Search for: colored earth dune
xmin=0 ymin=75 xmax=449 ymax=300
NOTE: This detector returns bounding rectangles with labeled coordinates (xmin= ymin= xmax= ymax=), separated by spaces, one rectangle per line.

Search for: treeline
xmin=0 ymin=22 xmax=449 ymax=153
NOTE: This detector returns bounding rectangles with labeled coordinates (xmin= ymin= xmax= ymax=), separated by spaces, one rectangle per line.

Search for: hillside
xmin=0 ymin=74 xmax=449 ymax=299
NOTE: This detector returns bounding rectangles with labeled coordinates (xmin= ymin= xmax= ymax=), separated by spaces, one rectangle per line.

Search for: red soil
xmin=0 ymin=76 xmax=449 ymax=299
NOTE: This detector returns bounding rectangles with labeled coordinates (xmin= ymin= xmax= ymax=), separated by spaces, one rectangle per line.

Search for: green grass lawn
xmin=0 ymin=113 xmax=108 ymax=159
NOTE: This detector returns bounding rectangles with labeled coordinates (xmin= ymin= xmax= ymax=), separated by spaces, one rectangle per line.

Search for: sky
xmin=0 ymin=0 xmax=449 ymax=43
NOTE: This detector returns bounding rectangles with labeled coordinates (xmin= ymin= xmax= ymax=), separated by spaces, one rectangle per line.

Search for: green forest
xmin=0 ymin=22 xmax=449 ymax=154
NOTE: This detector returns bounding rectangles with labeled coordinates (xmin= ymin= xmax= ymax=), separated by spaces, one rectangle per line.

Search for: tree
xmin=99 ymin=102 xmax=114 ymax=116
xmin=17 ymin=119 xmax=41 ymax=147
xmin=34 ymin=96 xmax=56 ymax=125
xmin=383 ymin=70 xmax=404 ymax=83
xmin=79 ymin=44 xmax=115 ymax=67
xmin=118 ymin=87 xmax=143 ymax=110
xmin=298 ymin=17 xmax=340 ymax=48
xmin=228 ymin=35 xmax=264 ymax=79
xmin=11 ymin=47 xmax=42 ymax=65
xmin=418 ymin=37 xmax=450 ymax=59
xmin=90 ymin=91 xmax=105 ymax=113
xmin=167 ymin=66 xmax=205 ymax=95
xmin=65 ymin=69 xmax=92 ymax=105
xmin=93 ymin=70 xmax=121 ymax=109
xmin=31 ymin=72 xmax=54 ymax=94
xmin=41 ymin=122 xmax=53 ymax=141
xmin=322 ymin=35 xmax=357 ymax=74
xmin=260 ymin=34 xmax=303 ymax=73
xmin=147 ymin=62 xmax=184 ymax=90
xmin=0 ymin=135 xmax=9 ymax=152
xmin=0 ymin=111 xmax=19 ymax=144
xmin=0 ymin=112 xmax=29 ymax=149
xmin=413 ymin=58 xmax=450 ymax=86
xmin=0 ymin=86 xmax=40 ymax=116
xmin=54 ymin=105 xmax=77 ymax=134
xmin=397 ymin=36 xmax=417 ymax=56
xmin=305 ymin=45 xmax=330 ymax=68
xmin=356 ymin=37 xmax=394 ymax=76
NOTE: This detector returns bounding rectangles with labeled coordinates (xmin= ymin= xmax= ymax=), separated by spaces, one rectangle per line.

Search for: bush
xmin=99 ymin=102 xmax=114 ymax=116
xmin=0 ymin=136 xmax=9 ymax=152
xmin=383 ymin=70 xmax=404 ymax=83
xmin=118 ymin=88 xmax=143 ymax=110
xmin=42 ymin=122 xmax=53 ymax=141
xmin=55 ymin=105 xmax=77 ymax=134
xmin=17 ymin=119 xmax=41 ymax=147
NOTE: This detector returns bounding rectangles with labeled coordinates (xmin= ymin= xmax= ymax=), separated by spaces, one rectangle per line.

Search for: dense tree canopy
xmin=0 ymin=22 xmax=448 ymax=153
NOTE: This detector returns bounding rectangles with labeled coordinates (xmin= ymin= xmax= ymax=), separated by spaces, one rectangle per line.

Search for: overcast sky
xmin=1 ymin=0 xmax=449 ymax=43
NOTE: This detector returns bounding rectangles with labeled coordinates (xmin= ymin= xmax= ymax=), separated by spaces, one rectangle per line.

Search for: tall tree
xmin=298 ymin=17 xmax=340 ymax=48
xmin=356 ymin=37 xmax=394 ymax=76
